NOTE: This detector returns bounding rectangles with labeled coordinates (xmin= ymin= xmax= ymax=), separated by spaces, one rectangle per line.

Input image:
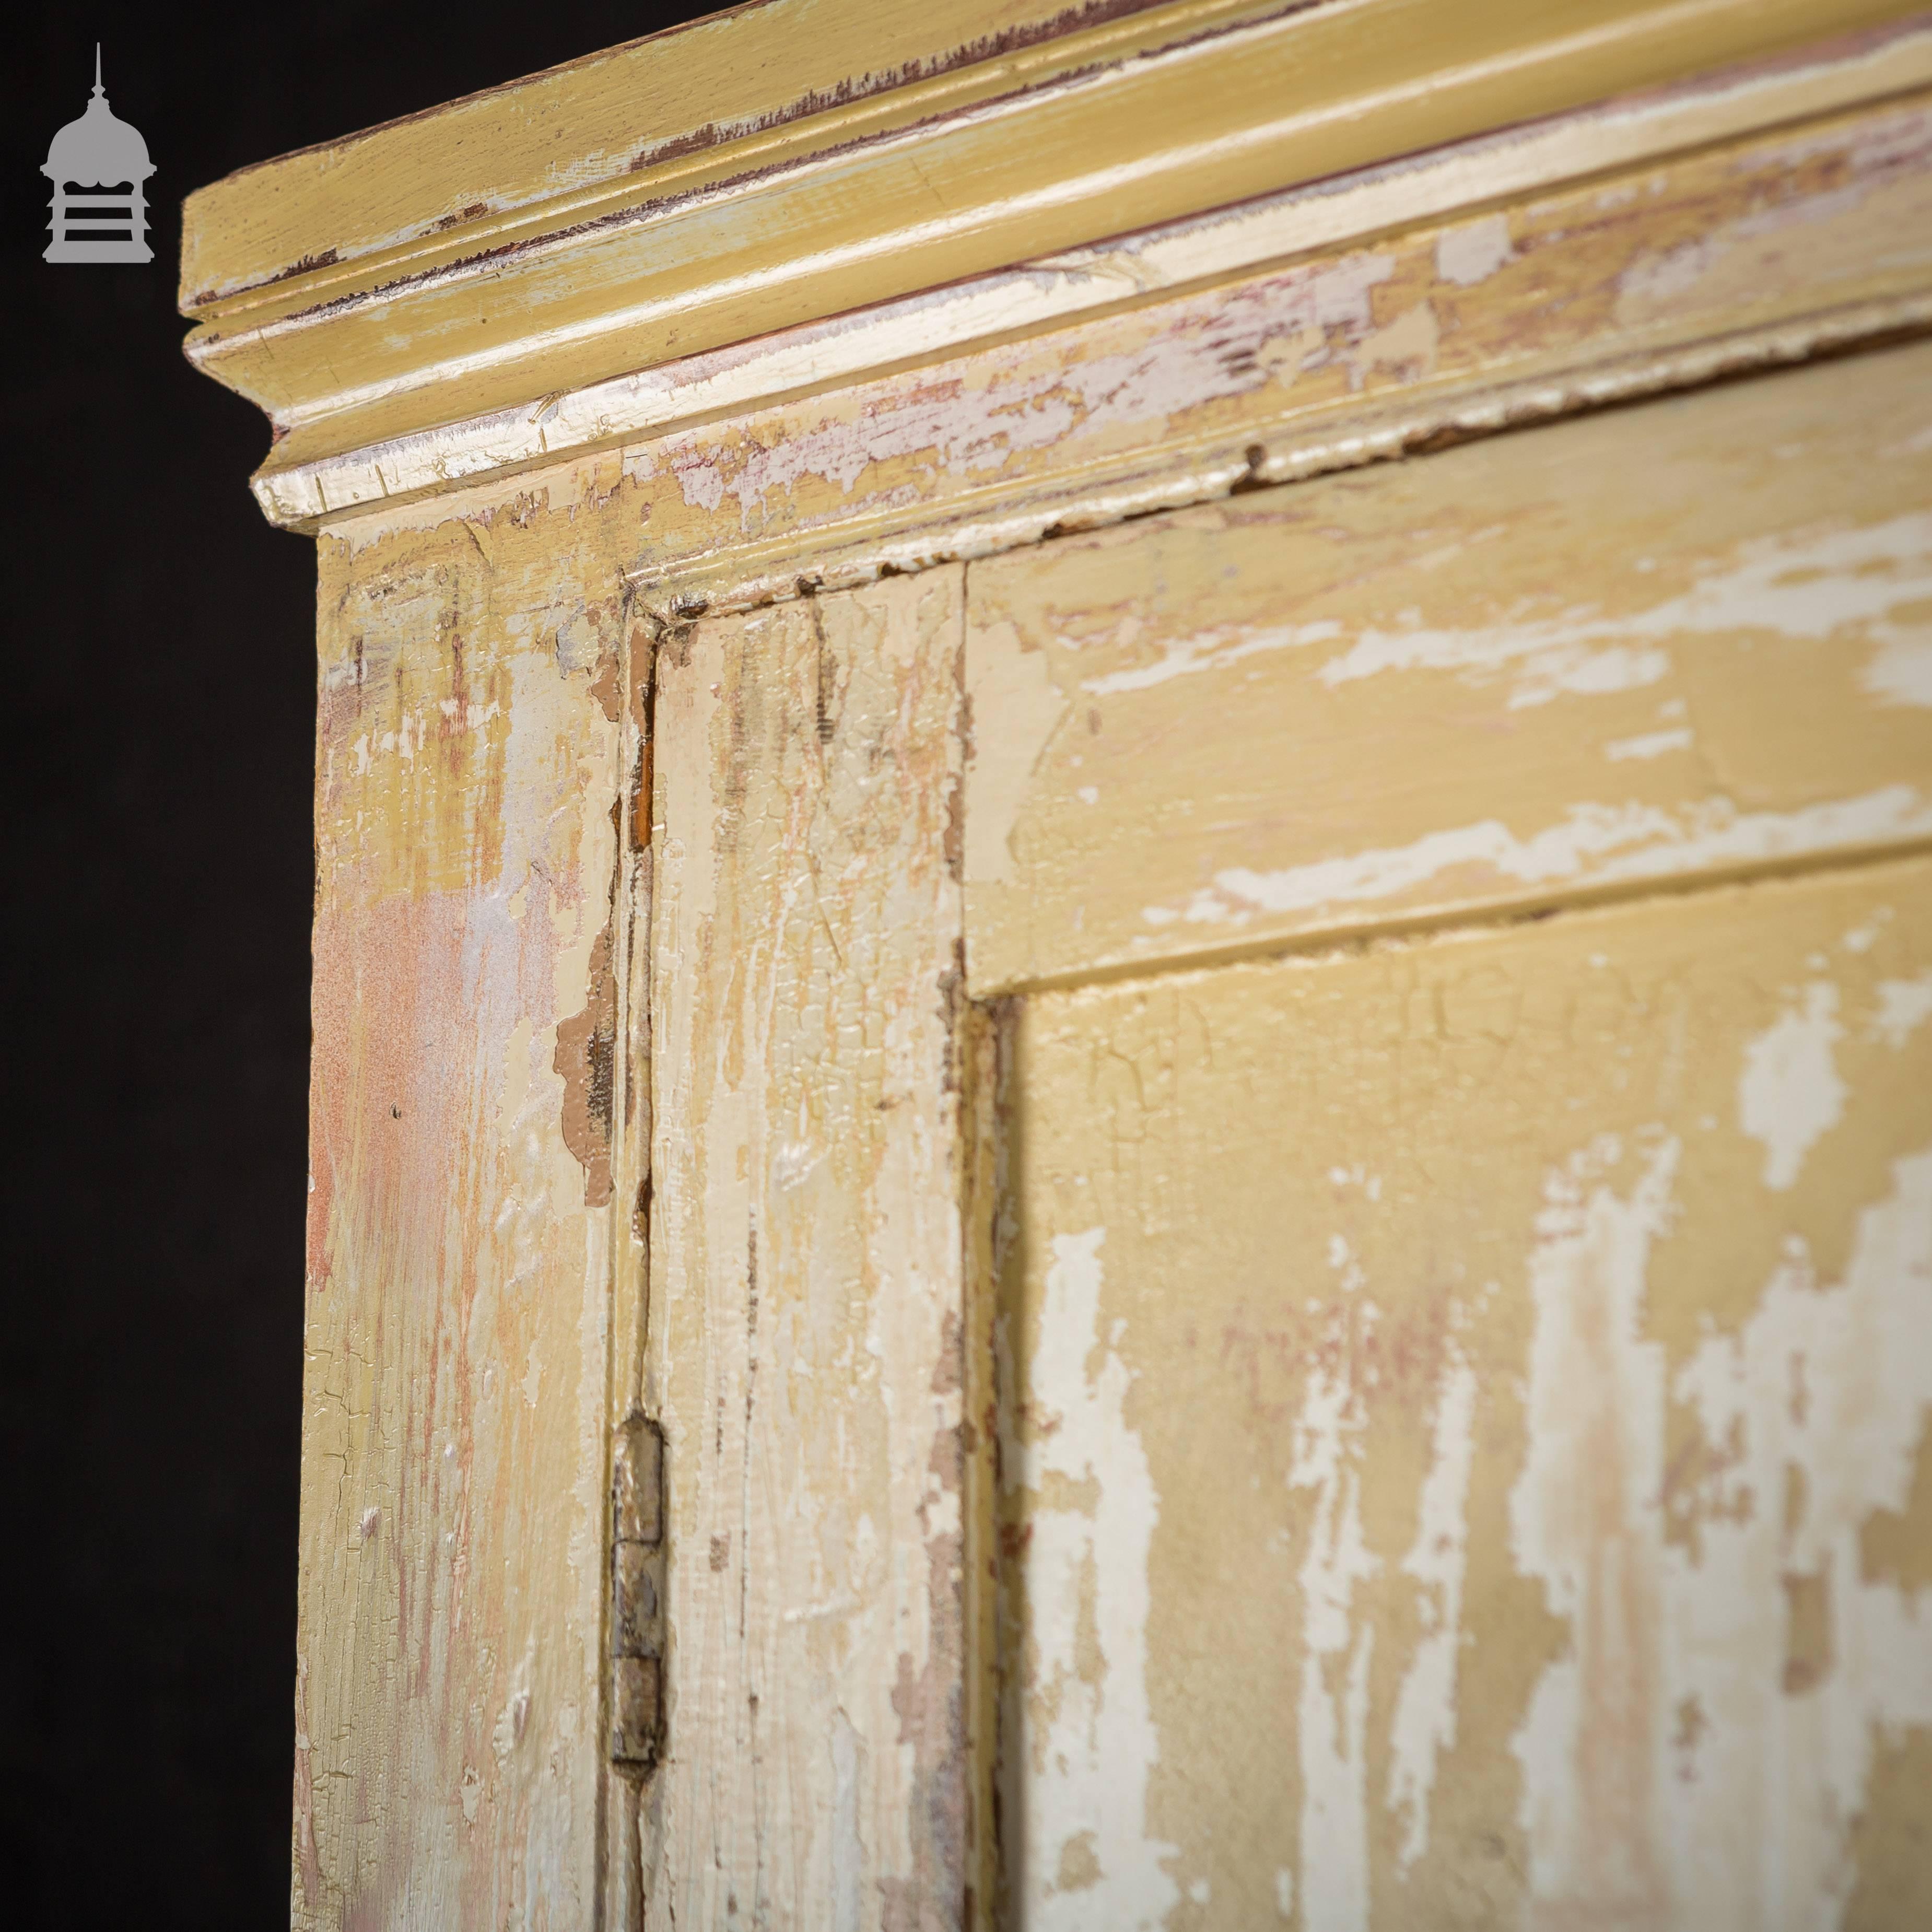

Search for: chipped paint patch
xmin=1662 ymin=1152 xmax=1932 ymax=1925
xmin=1509 ymin=1134 xmax=1678 ymax=1922
xmin=1510 ymin=1127 xmax=1932 ymax=1926
xmin=1144 ymin=788 xmax=1932 ymax=932
xmin=964 ymin=617 xmax=1069 ymax=885
xmin=1739 ymin=982 xmax=1846 ymax=1191
xmin=1080 ymin=617 xmax=1342 ymax=696
xmin=1871 ymin=970 xmax=1932 ymax=1049
xmin=1435 ymin=212 xmax=1514 ymax=286
xmin=1605 ymin=726 xmax=1694 ymax=762
xmin=1386 ymin=1345 xmax=1478 ymax=1874
xmin=1291 ymin=1301 xmax=1380 ymax=1932
xmin=1862 ymin=633 xmax=1932 ymax=708
xmin=1017 ymin=1227 xmax=1180 ymax=1930
xmin=1312 ymin=514 xmax=1932 ymax=711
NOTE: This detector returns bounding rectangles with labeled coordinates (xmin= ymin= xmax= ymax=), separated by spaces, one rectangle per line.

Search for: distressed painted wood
xmin=175 ymin=0 xmax=1932 ymax=1921
xmin=178 ymin=0 xmax=1214 ymax=307
xmin=994 ymin=853 xmax=1932 ymax=1928
xmin=644 ymin=571 xmax=976 ymax=1922
xmin=615 ymin=81 xmax=1932 ymax=617
xmin=963 ymin=335 xmax=1932 ymax=994
xmin=297 ymin=465 xmax=645 ymax=1928
xmin=179 ymin=0 xmax=1924 ymax=524
xmin=245 ymin=46 xmax=1932 ymax=533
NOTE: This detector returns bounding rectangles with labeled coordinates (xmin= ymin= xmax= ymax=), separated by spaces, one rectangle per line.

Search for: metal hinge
xmin=609 ymin=1413 xmax=666 ymax=1772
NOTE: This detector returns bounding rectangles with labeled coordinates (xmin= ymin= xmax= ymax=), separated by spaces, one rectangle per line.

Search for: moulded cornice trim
xmin=178 ymin=0 xmax=1932 ymax=528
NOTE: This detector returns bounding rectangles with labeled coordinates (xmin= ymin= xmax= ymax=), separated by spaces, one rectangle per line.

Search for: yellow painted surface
xmin=247 ymin=48 xmax=1932 ymax=530
xmin=191 ymin=0 xmax=1932 ymax=1917
xmin=298 ymin=462 xmax=643 ymax=1928
xmin=644 ymin=572 xmax=975 ymax=1921
xmin=256 ymin=85 xmax=1932 ymax=590
xmin=181 ymin=0 xmax=1922 ymax=519
xmin=964 ymin=337 xmax=1932 ymax=994
xmin=179 ymin=0 xmax=1280 ymax=309
xmin=996 ymin=855 xmax=1932 ymax=1927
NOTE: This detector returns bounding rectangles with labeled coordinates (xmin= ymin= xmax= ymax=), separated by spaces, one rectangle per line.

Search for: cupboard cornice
xmin=178 ymin=0 xmax=1930 ymax=532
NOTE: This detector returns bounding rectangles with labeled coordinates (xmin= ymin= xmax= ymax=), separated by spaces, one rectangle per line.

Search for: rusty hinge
xmin=610 ymin=1413 xmax=666 ymax=1772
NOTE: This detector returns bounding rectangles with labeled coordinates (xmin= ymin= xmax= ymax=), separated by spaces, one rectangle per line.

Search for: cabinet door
xmin=970 ymin=342 xmax=1932 ymax=1926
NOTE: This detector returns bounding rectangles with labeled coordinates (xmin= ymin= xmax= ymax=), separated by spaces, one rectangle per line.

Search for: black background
xmin=4 ymin=7 xmax=709 ymax=1922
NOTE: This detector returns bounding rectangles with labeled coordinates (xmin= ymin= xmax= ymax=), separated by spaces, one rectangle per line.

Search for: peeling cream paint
xmin=1871 ymin=970 xmax=1932 ymax=1049
xmin=1509 ymin=1130 xmax=1932 ymax=1928
xmin=1386 ymin=1345 xmax=1478 ymax=1874
xmin=1290 ymin=1246 xmax=1381 ymax=1932
xmin=1738 ymin=982 xmax=1846 ymax=1191
xmin=1142 ymin=787 xmax=1932 ymax=933
xmin=1509 ymin=1133 xmax=1679 ymax=1926
xmin=965 ymin=618 xmax=1070 ymax=885
xmin=1435 ymin=212 xmax=1514 ymax=286
xmin=1018 ymin=1227 xmax=1179 ymax=1931
xmin=1312 ymin=513 xmax=1932 ymax=710
xmin=1605 ymin=725 xmax=1694 ymax=761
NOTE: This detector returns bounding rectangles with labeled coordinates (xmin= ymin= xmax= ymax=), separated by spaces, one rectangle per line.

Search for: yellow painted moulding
xmin=180 ymin=0 xmax=1931 ymax=523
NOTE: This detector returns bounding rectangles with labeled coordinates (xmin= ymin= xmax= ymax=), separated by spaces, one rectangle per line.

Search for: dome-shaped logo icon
xmin=43 ymin=46 xmax=154 ymax=264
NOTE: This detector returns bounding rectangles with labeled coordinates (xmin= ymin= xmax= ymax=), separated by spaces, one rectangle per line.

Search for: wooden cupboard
xmin=181 ymin=3 xmax=1932 ymax=1924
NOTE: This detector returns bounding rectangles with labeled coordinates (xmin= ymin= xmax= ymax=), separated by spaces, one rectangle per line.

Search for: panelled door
xmin=967 ymin=342 xmax=1932 ymax=1927
xmin=645 ymin=231 xmax=1932 ymax=1932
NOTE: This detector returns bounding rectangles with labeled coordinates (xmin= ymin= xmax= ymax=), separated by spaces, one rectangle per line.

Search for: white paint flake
xmin=1081 ymin=617 xmax=1342 ymax=696
xmin=1435 ymin=213 xmax=1515 ymax=286
xmin=1140 ymin=787 xmax=1932 ymax=933
xmin=1860 ymin=633 xmax=1932 ymax=708
xmin=1017 ymin=1228 xmax=1179 ymax=1930
xmin=1509 ymin=1134 xmax=1678 ymax=1924
xmin=1290 ymin=1257 xmax=1382 ymax=1930
xmin=1605 ymin=726 xmax=1694 ymax=762
xmin=1738 ymin=982 xmax=1846 ymax=1190
xmin=1841 ymin=908 xmax=1891 ymax=954
xmin=1871 ymin=970 xmax=1932 ymax=1048
xmin=1386 ymin=1346 xmax=1478 ymax=1872
xmin=1508 ymin=1130 xmax=1932 ymax=1930
xmin=1312 ymin=513 xmax=1932 ymax=711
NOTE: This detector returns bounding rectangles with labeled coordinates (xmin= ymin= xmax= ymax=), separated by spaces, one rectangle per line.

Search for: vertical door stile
xmin=644 ymin=571 xmax=982 ymax=1924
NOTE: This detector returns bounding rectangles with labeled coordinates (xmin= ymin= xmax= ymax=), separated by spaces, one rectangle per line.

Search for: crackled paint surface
xmin=299 ymin=461 xmax=646 ymax=1928
xmin=598 ymin=89 xmax=1932 ymax=615
xmin=998 ymin=856 xmax=1932 ymax=1928
xmin=265 ymin=45 xmax=1932 ymax=1929
xmin=962 ymin=337 xmax=1932 ymax=995
xmin=645 ymin=572 xmax=973 ymax=1926
xmin=1001 ymin=1227 xmax=1178 ymax=1929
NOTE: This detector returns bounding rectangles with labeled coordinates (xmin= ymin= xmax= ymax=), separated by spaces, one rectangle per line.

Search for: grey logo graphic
xmin=44 ymin=46 xmax=154 ymax=264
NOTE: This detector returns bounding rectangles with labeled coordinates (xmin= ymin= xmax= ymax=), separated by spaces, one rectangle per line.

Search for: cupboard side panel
xmin=296 ymin=491 xmax=634 ymax=1929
